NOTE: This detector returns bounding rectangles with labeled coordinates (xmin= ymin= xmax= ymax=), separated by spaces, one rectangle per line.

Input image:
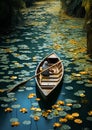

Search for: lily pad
xmin=23 ymin=120 xmax=31 ymax=125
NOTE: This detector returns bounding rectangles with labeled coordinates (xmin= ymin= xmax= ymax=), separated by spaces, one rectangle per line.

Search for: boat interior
xmin=37 ymin=56 xmax=63 ymax=90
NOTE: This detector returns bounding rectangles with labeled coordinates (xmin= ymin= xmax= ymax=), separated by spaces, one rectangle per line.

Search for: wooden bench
xmin=41 ymin=85 xmax=54 ymax=89
xmin=41 ymin=82 xmax=57 ymax=86
xmin=41 ymin=78 xmax=59 ymax=82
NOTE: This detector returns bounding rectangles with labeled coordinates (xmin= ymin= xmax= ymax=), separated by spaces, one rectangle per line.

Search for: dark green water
xmin=0 ymin=0 xmax=92 ymax=130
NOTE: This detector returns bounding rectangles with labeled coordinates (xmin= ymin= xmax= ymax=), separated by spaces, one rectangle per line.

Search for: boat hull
xmin=35 ymin=53 xmax=64 ymax=100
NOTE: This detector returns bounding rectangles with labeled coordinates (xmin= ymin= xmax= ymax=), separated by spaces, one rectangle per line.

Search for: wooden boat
xmin=35 ymin=53 xmax=64 ymax=99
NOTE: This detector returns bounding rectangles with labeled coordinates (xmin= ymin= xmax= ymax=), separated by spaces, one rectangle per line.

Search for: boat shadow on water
xmin=36 ymin=80 xmax=63 ymax=110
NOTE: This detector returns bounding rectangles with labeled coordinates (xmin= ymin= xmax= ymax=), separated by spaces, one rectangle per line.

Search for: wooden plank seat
xmin=41 ymin=85 xmax=55 ymax=89
xmin=41 ymin=78 xmax=59 ymax=82
xmin=41 ymin=82 xmax=57 ymax=86
xmin=49 ymin=73 xmax=62 ymax=78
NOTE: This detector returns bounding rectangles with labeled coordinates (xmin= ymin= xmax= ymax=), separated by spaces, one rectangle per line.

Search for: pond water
xmin=0 ymin=0 xmax=92 ymax=130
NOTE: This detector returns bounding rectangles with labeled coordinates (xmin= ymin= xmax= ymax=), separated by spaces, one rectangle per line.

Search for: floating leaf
xmin=53 ymin=122 xmax=61 ymax=128
xmin=60 ymin=124 xmax=71 ymax=130
xmin=10 ymin=118 xmax=19 ymax=122
xmin=65 ymin=114 xmax=74 ymax=120
xmin=7 ymin=92 xmax=15 ymax=98
xmin=58 ymin=111 xmax=67 ymax=117
xmin=86 ymin=116 xmax=92 ymax=121
xmin=74 ymin=118 xmax=83 ymax=124
xmin=34 ymin=116 xmax=40 ymax=121
xmin=35 ymin=98 xmax=41 ymax=101
xmin=11 ymin=121 xmax=20 ymax=127
xmin=28 ymin=93 xmax=36 ymax=98
xmin=23 ymin=120 xmax=31 ymax=125
xmin=65 ymin=86 xmax=73 ymax=90
xmin=20 ymin=108 xmax=28 ymax=113
xmin=1 ymin=104 xmax=8 ymax=108
xmin=11 ymin=104 xmax=21 ymax=109
xmin=57 ymin=100 xmax=65 ymax=105
xmin=31 ymin=102 xmax=39 ymax=106
xmin=88 ymin=111 xmax=92 ymax=116
xmin=25 ymin=87 xmax=33 ymax=91
xmin=10 ymin=76 xmax=17 ymax=80
xmin=59 ymin=118 xmax=68 ymax=123
xmin=72 ymin=103 xmax=81 ymax=109
xmin=72 ymin=112 xmax=79 ymax=117
xmin=4 ymin=107 xmax=13 ymax=112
